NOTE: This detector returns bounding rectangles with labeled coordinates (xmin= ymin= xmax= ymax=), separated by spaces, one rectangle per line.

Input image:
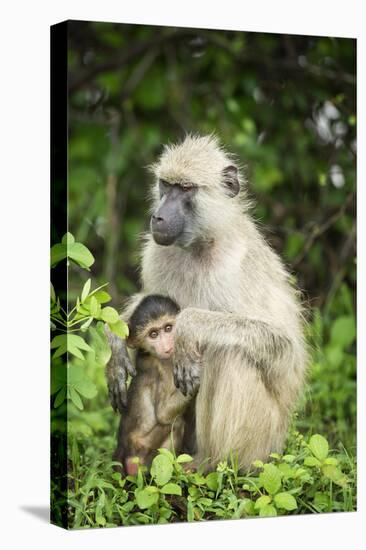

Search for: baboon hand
xmin=173 ymin=310 xmax=202 ymax=397
xmin=173 ymin=353 xmax=201 ymax=397
xmin=105 ymin=326 xmax=136 ymax=412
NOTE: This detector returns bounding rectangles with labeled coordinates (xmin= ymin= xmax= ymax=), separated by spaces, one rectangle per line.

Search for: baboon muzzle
xmin=151 ymin=200 xmax=185 ymax=246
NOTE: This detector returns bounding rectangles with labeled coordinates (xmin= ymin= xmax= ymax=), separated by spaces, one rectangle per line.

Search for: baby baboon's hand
xmin=105 ymin=326 xmax=136 ymax=412
xmin=173 ymin=309 xmax=202 ymax=397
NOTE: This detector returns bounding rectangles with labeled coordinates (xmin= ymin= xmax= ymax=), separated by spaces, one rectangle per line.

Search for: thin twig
xmin=293 ymin=192 xmax=355 ymax=267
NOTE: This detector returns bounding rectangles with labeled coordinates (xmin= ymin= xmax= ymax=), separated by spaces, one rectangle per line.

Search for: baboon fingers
xmin=117 ymin=382 xmax=128 ymax=410
xmin=124 ymin=355 xmax=137 ymax=377
xmin=108 ymin=386 xmax=118 ymax=412
xmin=173 ymin=364 xmax=183 ymax=390
xmin=108 ymin=377 xmax=128 ymax=412
xmin=184 ymin=374 xmax=200 ymax=397
xmin=184 ymin=379 xmax=193 ymax=397
xmin=190 ymin=375 xmax=200 ymax=396
xmin=173 ymin=361 xmax=201 ymax=396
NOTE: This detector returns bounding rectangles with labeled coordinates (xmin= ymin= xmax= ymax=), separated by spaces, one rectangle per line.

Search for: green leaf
xmin=293 ymin=468 xmax=309 ymax=480
xmin=270 ymin=453 xmax=281 ymax=460
xmin=190 ymin=473 xmax=206 ymax=485
xmin=50 ymin=283 xmax=56 ymax=303
xmin=52 ymin=343 xmax=67 ymax=359
xmin=69 ymin=386 xmax=84 ymax=410
xmin=67 ymin=366 xmax=97 ymax=406
xmin=108 ymin=319 xmax=129 ymax=339
xmin=259 ymin=463 xmax=282 ymax=495
xmin=89 ymin=323 xmax=112 ymax=366
xmin=330 ymin=316 xmax=356 ymax=349
xmin=76 ymin=303 xmax=90 ymax=316
xmin=157 ymin=448 xmax=174 ymax=461
xmin=277 ymin=463 xmax=295 ymax=478
xmin=67 ymin=364 xmax=84 ymax=384
xmin=80 ymin=317 xmax=93 ymax=331
xmin=197 ymin=497 xmax=212 ymax=507
xmin=313 ymin=492 xmax=329 ymax=511
xmin=282 ymin=455 xmax=296 ymax=463
xmin=67 ymin=344 xmax=85 ymax=360
xmin=51 ymin=334 xmax=67 ymax=349
xmin=96 ymin=516 xmax=106 ymax=526
xmin=51 ymin=334 xmax=93 ymax=359
xmin=234 ymin=498 xmax=255 ymax=518
xmin=53 ymin=386 xmax=66 ymax=408
xmin=75 ymin=378 xmax=97 ymax=399
xmin=309 ymin=434 xmax=329 ymax=461
xmin=259 ymin=504 xmax=277 ymax=517
xmin=176 ymin=453 xmax=193 ymax=463
xmin=135 ymin=487 xmax=159 ymax=509
xmin=90 ymin=322 xmax=112 ymax=366
xmin=304 ymin=456 xmax=322 ymax=467
xmin=92 ymin=290 xmax=111 ymax=304
xmin=150 ymin=454 xmax=173 ymax=486
xmin=324 ymin=457 xmax=338 ymax=466
xmin=322 ymin=465 xmax=348 ymax=487
xmin=50 ymin=243 xmax=67 ymax=267
xmin=51 ymin=364 xmax=66 ymax=394
xmin=81 ymin=278 xmax=91 ymax=302
xmin=68 ymin=242 xmax=95 ymax=269
xmin=254 ymin=495 xmax=271 ymax=510
xmin=101 ymin=306 xmax=120 ymax=324
xmin=61 ymin=232 xmax=75 ymax=245
xmin=89 ymin=296 xmax=100 ymax=318
xmin=188 ymin=486 xmax=199 ymax=498
xmin=160 ymin=483 xmax=182 ymax=496
xmin=274 ymin=492 xmax=298 ymax=511
xmin=205 ymin=472 xmax=218 ymax=491
xmin=68 ymin=334 xmax=93 ymax=352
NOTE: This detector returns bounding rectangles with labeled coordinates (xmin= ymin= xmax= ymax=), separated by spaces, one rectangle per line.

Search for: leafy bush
xmin=61 ymin=432 xmax=355 ymax=528
xmin=50 ymin=233 xmax=128 ymax=410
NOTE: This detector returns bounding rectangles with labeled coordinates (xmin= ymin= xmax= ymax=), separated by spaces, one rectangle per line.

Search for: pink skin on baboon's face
xmin=146 ymin=322 xmax=175 ymax=360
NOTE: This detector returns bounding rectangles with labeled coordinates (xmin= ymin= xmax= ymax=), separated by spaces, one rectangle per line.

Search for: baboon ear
xmin=222 ymin=165 xmax=240 ymax=197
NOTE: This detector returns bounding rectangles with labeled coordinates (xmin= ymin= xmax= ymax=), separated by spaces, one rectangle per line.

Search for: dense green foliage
xmin=51 ymin=22 xmax=356 ymax=527
xmin=50 ymin=233 xmax=128 ymax=411
xmin=62 ymin=433 xmax=355 ymax=528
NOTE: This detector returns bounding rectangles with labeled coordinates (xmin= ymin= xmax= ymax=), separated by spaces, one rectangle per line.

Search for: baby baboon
xmin=107 ymin=134 xmax=307 ymax=471
xmin=113 ymin=295 xmax=193 ymax=474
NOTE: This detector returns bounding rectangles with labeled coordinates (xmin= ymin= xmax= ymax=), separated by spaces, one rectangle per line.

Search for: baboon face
xmin=151 ymin=180 xmax=197 ymax=246
xmin=127 ymin=295 xmax=180 ymax=355
xmin=150 ymin=135 xmax=241 ymax=248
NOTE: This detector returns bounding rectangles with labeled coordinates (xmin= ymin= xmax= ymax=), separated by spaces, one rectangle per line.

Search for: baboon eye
xmin=149 ymin=330 xmax=158 ymax=339
xmin=181 ymin=184 xmax=193 ymax=192
xmin=159 ymin=180 xmax=170 ymax=197
xmin=165 ymin=324 xmax=173 ymax=332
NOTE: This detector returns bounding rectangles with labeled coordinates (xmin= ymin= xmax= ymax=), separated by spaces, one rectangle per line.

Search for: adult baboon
xmin=106 ymin=134 xmax=307 ymax=470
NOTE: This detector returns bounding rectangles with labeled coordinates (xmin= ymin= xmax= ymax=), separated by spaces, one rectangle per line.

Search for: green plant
xmin=61 ymin=431 xmax=355 ymax=528
xmin=50 ymin=232 xmax=128 ymax=410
